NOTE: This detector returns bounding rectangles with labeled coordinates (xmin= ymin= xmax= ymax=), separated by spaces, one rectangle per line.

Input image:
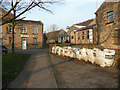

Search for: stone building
xmin=46 ymin=31 xmax=60 ymax=44
xmin=95 ymin=1 xmax=120 ymax=49
xmin=58 ymin=29 xmax=69 ymax=43
xmin=69 ymin=19 xmax=94 ymax=44
xmin=0 ymin=20 xmax=43 ymax=50
xmin=0 ymin=9 xmax=43 ymax=50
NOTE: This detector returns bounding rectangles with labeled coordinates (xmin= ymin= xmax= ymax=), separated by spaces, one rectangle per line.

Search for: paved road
xmin=8 ymin=49 xmax=58 ymax=88
xmin=8 ymin=49 xmax=118 ymax=88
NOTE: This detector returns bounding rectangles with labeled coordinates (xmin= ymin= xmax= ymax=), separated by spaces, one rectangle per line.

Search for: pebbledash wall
xmin=95 ymin=2 xmax=120 ymax=49
xmin=0 ymin=20 xmax=43 ymax=50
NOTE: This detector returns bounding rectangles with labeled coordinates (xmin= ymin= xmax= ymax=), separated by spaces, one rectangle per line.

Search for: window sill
xmin=32 ymin=43 xmax=38 ymax=45
xmin=21 ymin=33 xmax=28 ymax=34
xmin=106 ymin=21 xmax=114 ymax=25
xmin=32 ymin=33 xmax=38 ymax=35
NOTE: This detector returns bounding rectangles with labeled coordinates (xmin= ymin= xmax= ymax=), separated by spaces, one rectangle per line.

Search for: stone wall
xmin=96 ymin=2 xmax=120 ymax=49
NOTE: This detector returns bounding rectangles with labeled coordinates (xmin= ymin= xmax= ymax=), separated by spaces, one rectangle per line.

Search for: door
xmin=22 ymin=38 xmax=27 ymax=50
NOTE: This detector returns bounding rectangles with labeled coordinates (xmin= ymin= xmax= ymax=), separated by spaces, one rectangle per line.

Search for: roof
xmin=73 ymin=25 xmax=86 ymax=29
xmin=0 ymin=8 xmax=13 ymax=19
xmin=46 ymin=30 xmax=60 ymax=39
xmin=95 ymin=2 xmax=119 ymax=14
xmin=77 ymin=24 xmax=96 ymax=32
xmin=73 ymin=19 xmax=94 ymax=26
xmin=16 ymin=20 xmax=43 ymax=25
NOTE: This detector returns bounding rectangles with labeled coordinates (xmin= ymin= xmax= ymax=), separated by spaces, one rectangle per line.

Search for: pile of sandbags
xmin=51 ymin=46 xmax=116 ymax=67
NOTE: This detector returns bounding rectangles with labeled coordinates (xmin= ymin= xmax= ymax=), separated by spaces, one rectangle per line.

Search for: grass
xmin=2 ymin=53 xmax=30 ymax=88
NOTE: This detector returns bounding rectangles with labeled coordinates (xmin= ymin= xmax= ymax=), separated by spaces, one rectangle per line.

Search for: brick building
xmin=46 ymin=31 xmax=60 ymax=44
xmin=74 ymin=19 xmax=97 ymax=45
xmin=0 ymin=8 xmax=43 ymax=50
xmin=0 ymin=20 xmax=43 ymax=50
xmin=95 ymin=1 xmax=120 ymax=49
xmin=58 ymin=29 xmax=69 ymax=43
xmin=69 ymin=19 xmax=94 ymax=44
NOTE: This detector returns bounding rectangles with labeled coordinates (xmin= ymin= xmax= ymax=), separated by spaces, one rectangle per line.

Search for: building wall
xmin=76 ymin=30 xmax=91 ymax=44
xmin=1 ymin=21 xmax=43 ymax=50
xmin=96 ymin=2 xmax=120 ymax=49
xmin=69 ymin=26 xmax=79 ymax=44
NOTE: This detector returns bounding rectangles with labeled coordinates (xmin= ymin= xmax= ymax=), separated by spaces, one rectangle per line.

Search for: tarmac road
xmin=8 ymin=49 xmax=58 ymax=88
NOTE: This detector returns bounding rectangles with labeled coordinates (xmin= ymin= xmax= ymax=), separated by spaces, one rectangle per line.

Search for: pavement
xmin=8 ymin=49 xmax=119 ymax=88
xmin=8 ymin=49 xmax=58 ymax=88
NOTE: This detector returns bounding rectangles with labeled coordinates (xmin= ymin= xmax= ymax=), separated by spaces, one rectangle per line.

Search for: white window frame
xmin=89 ymin=29 xmax=93 ymax=43
xmin=33 ymin=26 xmax=38 ymax=34
xmin=9 ymin=24 xmax=12 ymax=33
xmin=108 ymin=11 xmax=113 ymax=23
xmin=21 ymin=26 xmax=27 ymax=33
xmin=33 ymin=38 xmax=37 ymax=44
xmin=9 ymin=37 xmax=12 ymax=45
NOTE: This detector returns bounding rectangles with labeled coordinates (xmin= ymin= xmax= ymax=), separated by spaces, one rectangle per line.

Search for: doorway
xmin=22 ymin=38 xmax=27 ymax=50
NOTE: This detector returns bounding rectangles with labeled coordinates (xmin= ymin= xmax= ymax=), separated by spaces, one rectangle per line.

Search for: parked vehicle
xmin=2 ymin=46 xmax=8 ymax=53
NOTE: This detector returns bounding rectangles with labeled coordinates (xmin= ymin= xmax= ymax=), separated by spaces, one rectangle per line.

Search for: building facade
xmin=95 ymin=2 xmax=120 ymax=49
xmin=69 ymin=19 xmax=94 ymax=44
xmin=58 ymin=29 xmax=69 ymax=43
xmin=0 ymin=20 xmax=43 ymax=50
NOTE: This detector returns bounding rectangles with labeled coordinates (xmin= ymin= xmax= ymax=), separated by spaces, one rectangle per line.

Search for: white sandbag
xmin=58 ymin=47 xmax=62 ymax=56
xmin=64 ymin=48 xmax=68 ymax=56
xmin=76 ymin=50 xmax=82 ymax=60
xmin=103 ymin=49 xmax=115 ymax=67
xmin=52 ymin=46 xmax=56 ymax=54
xmin=67 ymin=48 xmax=72 ymax=57
xmin=73 ymin=48 xmax=80 ymax=58
xmin=87 ymin=49 xmax=95 ymax=64
xmin=69 ymin=48 xmax=74 ymax=58
xmin=95 ymin=50 xmax=106 ymax=67
xmin=81 ymin=48 xmax=88 ymax=62
xmin=55 ymin=46 xmax=60 ymax=54
xmin=61 ymin=47 xmax=67 ymax=56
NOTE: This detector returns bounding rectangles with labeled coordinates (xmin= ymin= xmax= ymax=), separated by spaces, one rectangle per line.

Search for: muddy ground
xmin=50 ymin=53 xmax=118 ymax=88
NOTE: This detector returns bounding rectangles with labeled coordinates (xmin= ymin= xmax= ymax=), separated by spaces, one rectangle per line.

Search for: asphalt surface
xmin=8 ymin=49 xmax=58 ymax=88
xmin=8 ymin=49 xmax=119 ymax=88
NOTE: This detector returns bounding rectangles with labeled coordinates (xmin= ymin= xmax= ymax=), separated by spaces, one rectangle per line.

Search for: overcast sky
xmin=23 ymin=0 xmax=104 ymax=33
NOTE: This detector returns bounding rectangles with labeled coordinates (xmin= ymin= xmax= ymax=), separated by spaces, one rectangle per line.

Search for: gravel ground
xmin=49 ymin=53 xmax=118 ymax=88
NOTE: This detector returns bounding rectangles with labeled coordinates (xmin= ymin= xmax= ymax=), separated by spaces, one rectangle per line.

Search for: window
xmin=89 ymin=29 xmax=93 ymax=43
xmin=9 ymin=37 xmax=12 ymax=45
xmin=33 ymin=26 xmax=38 ymax=34
xmin=71 ymin=36 xmax=74 ymax=39
xmin=0 ymin=25 xmax=1 ymax=33
xmin=87 ymin=31 xmax=89 ymax=39
xmin=82 ymin=32 xmax=84 ymax=39
xmin=21 ymin=26 xmax=26 ymax=33
xmin=9 ymin=24 xmax=12 ymax=33
xmin=33 ymin=38 xmax=37 ymax=44
xmin=108 ymin=11 xmax=113 ymax=23
xmin=78 ymin=33 xmax=80 ymax=40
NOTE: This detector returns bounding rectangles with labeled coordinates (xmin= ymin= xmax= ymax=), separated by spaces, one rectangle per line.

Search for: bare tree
xmin=47 ymin=24 xmax=59 ymax=32
xmin=0 ymin=0 xmax=61 ymax=25
xmin=0 ymin=0 xmax=62 ymax=53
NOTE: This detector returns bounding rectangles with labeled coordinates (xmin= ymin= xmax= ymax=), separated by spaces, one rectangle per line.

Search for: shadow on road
xmin=31 ymin=56 xmax=73 ymax=76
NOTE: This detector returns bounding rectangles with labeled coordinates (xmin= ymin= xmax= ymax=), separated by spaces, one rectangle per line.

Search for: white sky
xmin=22 ymin=0 xmax=104 ymax=33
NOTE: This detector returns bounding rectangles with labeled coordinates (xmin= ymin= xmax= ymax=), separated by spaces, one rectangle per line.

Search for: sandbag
xmin=87 ymin=49 xmax=95 ymax=64
xmin=76 ymin=50 xmax=82 ymax=60
xmin=103 ymin=49 xmax=115 ymax=67
xmin=52 ymin=46 xmax=56 ymax=54
xmin=81 ymin=48 xmax=88 ymax=62
xmin=95 ymin=50 xmax=106 ymax=67
xmin=73 ymin=48 xmax=80 ymax=58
